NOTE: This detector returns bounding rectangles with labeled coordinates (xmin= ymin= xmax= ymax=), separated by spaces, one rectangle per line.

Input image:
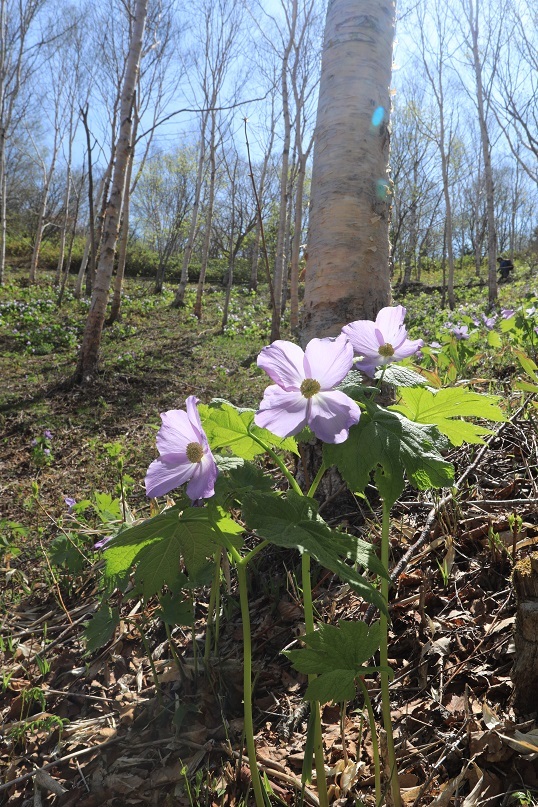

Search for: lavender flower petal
xmin=257 ymin=341 xmax=306 ymax=390
xmin=156 ymin=409 xmax=198 ymax=456
xmin=145 ymin=455 xmax=197 ymax=498
xmin=342 ymin=320 xmax=380 ymax=356
xmin=308 ymin=390 xmax=361 ymax=444
xmin=303 ymin=335 xmax=354 ymax=389
xmin=254 ymin=386 xmax=308 ymax=437
xmin=186 ymin=453 xmax=218 ymax=501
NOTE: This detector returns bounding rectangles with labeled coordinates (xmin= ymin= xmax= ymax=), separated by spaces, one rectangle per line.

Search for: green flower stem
xmin=380 ymin=502 xmax=401 ymax=807
xmin=205 ymin=549 xmax=222 ymax=662
xmin=236 ymin=558 xmax=265 ymax=807
xmin=243 ymin=539 xmax=270 ymax=565
xmin=140 ymin=627 xmax=162 ymax=706
xmin=249 ymin=432 xmax=302 ymax=495
xmin=377 ymin=365 xmax=388 ymax=388
xmin=357 ymin=676 xmax=381 ymax=806
xmin=301 ymin=552 xmax=329 ymax=807
xmin=211 ymin=520 xmax=266 ymax=806
xmin=307 ymin=463 xmax=327 ymax=499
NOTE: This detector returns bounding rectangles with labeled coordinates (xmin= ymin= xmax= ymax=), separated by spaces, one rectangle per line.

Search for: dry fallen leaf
xmin=498 ymin=729 xmax=538 ymax=755
xmin=428 ymin=763 xmax=471 ymax=806
xmin=462 ymin=763 xmax=484 ymax=807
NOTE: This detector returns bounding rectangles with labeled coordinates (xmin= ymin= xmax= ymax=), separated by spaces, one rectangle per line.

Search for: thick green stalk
xmin=357 ymin=676 xmax=381 ymax=805
xmin=301 ymin=552 xmax=329 ymax=807
xmin=237 ymin=559 xmax=265 ymax=807
xmin=380 ymin=502 xmax=401 ymax=807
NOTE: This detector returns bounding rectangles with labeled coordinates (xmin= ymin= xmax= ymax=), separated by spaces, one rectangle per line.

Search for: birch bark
xmin=302 ymin=0 xmax=395 ymax=342
xmin=75 ymin=0 xmax=149 ymax=382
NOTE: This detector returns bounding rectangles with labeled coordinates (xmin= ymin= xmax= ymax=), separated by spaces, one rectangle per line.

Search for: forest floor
xmin=1 ymin=269 xmax=538 ymax=807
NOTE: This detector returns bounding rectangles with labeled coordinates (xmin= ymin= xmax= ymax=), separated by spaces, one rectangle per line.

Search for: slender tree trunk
xmin=247 ymin=104 xmax=276 ymax=294
xmin=474 ymin=236 xmax=482 ymax=278
xmin=0 ymin=134 xmax=6 ymax=286
xmin=221 ymin=165 xmax=236 ymax=330
xmin=281 ymin=157 xmax=296 ymax=314
xmin=402 ymin=165 xmax=418 ymax=290
xmin=29 ymin=151 xmax=58 ymax=284
xmin=303 ymin=0 xmax=395 ymax=342
xmin=108 ymin=104 xmax=137 ymax=324
xmin=509 ymin=157 xmax=521 ymax=262
xmin=468 ymin=0 xmax=497 ymax=305
xmin=57 ymin=172 xmax=82 ymax=308
xmin=441 ymin=147 xmax=455 ymax=308
xmin=440 ymin=222 xmax=447 ymax=308
xmin=75 ymin=0 xmax=148 ymax=382
xmin=87 ymin=159 xmax=114 ymax=296
xmin=193 ymin=113 xmax=217 ymax=320
xmin=173 ymin=117 xmax=208 ymax=308
xmin=74 ymin=232 xmax=91 ymax=299
xmin=271 ymin=0 xmax=297 ymax=341
xmin=55 ymin=167 xmax=72 ymax=286
xmin=74 ymin=171 xmax=108 ymax=298
xmin=250 ymin=222 xmax=261 ymax=292
xmin=0 ymin=0 xmax=6 ymax=286
xmin=106 ymin=190 xmax=129 ymax=323
xmin=290 ymin=153 xmax=307 ymax=331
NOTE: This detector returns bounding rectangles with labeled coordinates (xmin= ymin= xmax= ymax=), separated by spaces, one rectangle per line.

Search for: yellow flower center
xmin=378 ymin=343 xmax=395 ymax=358
xmin=300 ymin=378 xmax=321 ymax=398
xmin=186 ymin=442 xmax=204 ymax=463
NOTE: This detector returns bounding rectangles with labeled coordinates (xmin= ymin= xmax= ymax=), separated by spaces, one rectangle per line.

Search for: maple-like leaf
xmin=241 ymin=491 xmax=386 ymax=612
xmin=284 ymin=621 xmax=385 ymax=703
xmin=324 ymin=400 xmax=454 ymax=508
xmin=390 ymin=386 xmax=506 ymax=446
xmin=199 ymin=402 xmax=298 ymax=460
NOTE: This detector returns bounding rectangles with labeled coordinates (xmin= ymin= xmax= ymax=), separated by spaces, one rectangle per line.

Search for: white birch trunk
xmin=55 ymin=167 xmax=72 ymax=286
xmin=75 ymin=0 xmax=148 ymax=382
xmin=303 ymin=0 xmax=395 ymax=342
xmin=193 ymin=112 xmax=217 ymax=320
xmin=29 ymin=144 xmax=59 ymax=284
xmin=290 ymin=153 xmax=307 ymax=331
xmin=108 ymin=108 xmax=138 ymax=324
xmin=271 ymin=3 xmax=296 ymax=341
xmin=468 ymin=0 xmax=497 ymax=305
xmin=172 ymin=116 xmax=207 ymax=307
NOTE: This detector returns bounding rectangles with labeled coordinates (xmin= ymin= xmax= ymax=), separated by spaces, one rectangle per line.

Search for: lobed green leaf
xmin=284 ymin=620 xmax=383 ymax=703
xmin=241 ymin=491 xmax=386 ymax=612
xmin=390 ymin=386 xmax=506 ymax=446
xmin=84 ymin=604 xmax=120 ymax=654
xmin=200 ymin=402 xmax=298 ymax=459
xmin=324 ymin=401 xmax=454 ymax=508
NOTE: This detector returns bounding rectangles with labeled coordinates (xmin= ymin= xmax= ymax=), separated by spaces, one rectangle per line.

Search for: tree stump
xmin=511 ymin=553 xmax=538 ymax=716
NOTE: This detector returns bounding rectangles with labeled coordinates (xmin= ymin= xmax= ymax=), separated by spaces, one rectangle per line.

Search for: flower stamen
xmin=186 ymin=442 xmax=204 ymax=463
xmin=378 ymin=342 xmax=395 ymax=358
xmin=300 ymin=378 xmax=321 ymax=398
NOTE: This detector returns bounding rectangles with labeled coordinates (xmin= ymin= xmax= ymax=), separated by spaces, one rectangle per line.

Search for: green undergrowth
xmin=2 ymin=265 xmax=538 ymax=805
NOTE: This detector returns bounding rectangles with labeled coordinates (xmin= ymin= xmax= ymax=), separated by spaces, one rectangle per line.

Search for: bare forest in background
xmin=1 ymin=0 xmax=537 ymax=323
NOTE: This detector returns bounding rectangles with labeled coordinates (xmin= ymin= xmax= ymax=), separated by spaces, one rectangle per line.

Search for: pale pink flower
xmin=342 ymin=305 xmax=423 ymax=377
xmin=145 ymin=396 xmax=217 ymax=502
xmin=254 ymin=335 xmax=361 ymax=444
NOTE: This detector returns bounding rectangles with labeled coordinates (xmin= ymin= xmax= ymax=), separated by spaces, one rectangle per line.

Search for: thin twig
xmin=0 ymin=737 xmax=122 ymax=794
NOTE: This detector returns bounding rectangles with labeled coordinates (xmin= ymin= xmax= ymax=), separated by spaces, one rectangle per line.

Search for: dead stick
xmin=0 ymin=737 xmax=121 ymax=794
